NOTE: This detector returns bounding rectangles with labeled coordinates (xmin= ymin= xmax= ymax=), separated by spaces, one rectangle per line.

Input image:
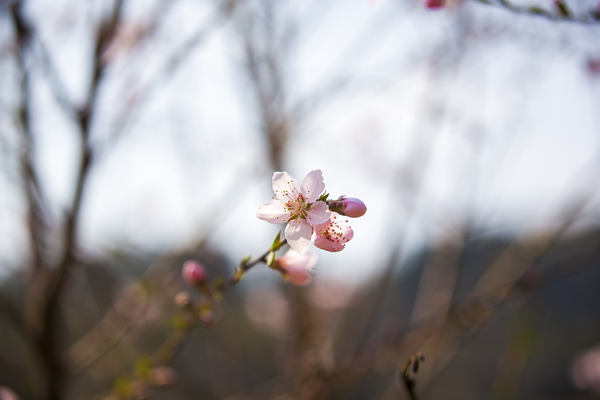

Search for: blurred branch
xmin=101 ymin=0 xmax=241 ymax=157
xmin=99 ymin=237 xmax=289 ymax=399
xmin=7 ymin=3 xmax=54 ymax=395
xmin=7 ymin=1 xmax=48 ymax=276
xmin=471 ymin=0 xmax=600 ymax=24
xmin=17 ymin=1 xmax=127 ymax=399
xmin=64 ymin=292 xmax=152 ymax=376
xmin=402 ymin=197 xmax=592 ymax=398
xmin=241 ymin=2 xmax=290 ymax=171
xmin=401 ymin=352 xmax=425 ymax=400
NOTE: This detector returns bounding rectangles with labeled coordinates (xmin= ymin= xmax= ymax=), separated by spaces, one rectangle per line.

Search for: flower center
xmin=318 ymin=218 xmax=350 ymax=245
xmin=284 ymin=194 xmax=308 ymax=219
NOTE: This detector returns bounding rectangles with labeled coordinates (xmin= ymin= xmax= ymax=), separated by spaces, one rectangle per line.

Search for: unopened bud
xmin=149 ymin=366 xmax=176 ymax=387
xmin=424 ymin=0 xmax=445 ymax=9
xmin=588 ymin=59 xmax=600 ymax=76
xmin=174 ymin=291 xmax=191 ymax=307
xmin=182 ymin=260 xmax=207 ymax=286
xmin=327 ymin=197 xmax=367 ymax=218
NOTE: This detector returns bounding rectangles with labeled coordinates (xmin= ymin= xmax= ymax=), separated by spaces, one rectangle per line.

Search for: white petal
xmin=280 ymin=249 xmax=318 ymax=270
xmin=285 ymin=219 xmax=313 ymax=253
xmin=300 ymin=169 xmax=325 ymax=203
xmin=257 ymin=200 xmax=291 ymax=224
xmin=278 ymin=249 xmax=318 ymax=286
xmin=306 ymin=201 xmax=331 ymax=226
xmin=272 ymin=171 xmax=300 ymax=203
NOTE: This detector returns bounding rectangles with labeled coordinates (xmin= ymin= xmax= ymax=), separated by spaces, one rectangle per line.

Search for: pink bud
xmin=341 ymin=197 xmax=367 ymax=218
xmin=587 ymin=59 xmax=600 ymax=76
xmin=425 ymin=0 xmax=445 ymax=9
xmin=328 ymin=197 xmax=367 ymax=218
xmin=182 ymin=260 xmax=207 ymax=285
xmin=149 ymin=366 xmax=176 ymax=387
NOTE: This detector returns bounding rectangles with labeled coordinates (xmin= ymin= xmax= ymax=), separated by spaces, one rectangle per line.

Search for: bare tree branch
xmin=470 ymin=0 xmax=600 ymax=24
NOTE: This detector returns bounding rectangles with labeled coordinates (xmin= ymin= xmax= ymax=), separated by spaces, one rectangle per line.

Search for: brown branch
xmin=20 ymin=2 xmax=126 ymax=399
xmin=241 ymin=3 xmax=290 ymax=171
xmin=470 ymin=0 xmax=600 ymax=24
xmin=400 ymin=352 xmax=425 ymax=400
xmin=394 ymin=198 xmax=591 ymax=399
xmin=102 ymin=236 xmax=289 ymax=399
xmin=7 ymin=1 xmax=48 ymax=275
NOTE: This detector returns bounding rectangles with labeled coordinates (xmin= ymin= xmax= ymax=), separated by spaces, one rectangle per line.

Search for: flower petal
xmin=312 ymin=233 xmax=345 ymax=252
xmin=300 ymin=169 xmax=325 ymax=203
xmin=279 ymin=249 xmax=318 ymax=271
xmin=306 ymin=201 xmax=331 ymax=226
xmin=282 ymin=268 xmax=313 ymax=286
xmin=311 ymin=213 xmax=354 ymax=252
xmin=278 ymin=249 xmax=317 ymax=286
xmin=285 ymin=219 xmax=313 ymax=253
xmin=338 ymin=223 xmax=354 ymax=241
xmin=257 ymin=200 xmax=291 ymax=224
xmin=272 ymin=171 xmax=300 ymax=203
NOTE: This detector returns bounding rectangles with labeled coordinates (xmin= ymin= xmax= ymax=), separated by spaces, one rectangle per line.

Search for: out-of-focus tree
xmin=1 ymin=0 xmax=600 ymax=400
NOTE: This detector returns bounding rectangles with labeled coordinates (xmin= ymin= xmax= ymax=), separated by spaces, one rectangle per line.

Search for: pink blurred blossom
xmin=182 ymin=260 xmax=207 ymax=285
xmin=587 ymin=58 xmax=600 ymax=76
xmin=275 ymin=249 xmax=318 ymax=286
xmin=257 ymin=170 xmax=330 ymax=252
xmin=425 ymin=0 xmax=445 ymax=9
xmin=572 ymin=346 xmax=600 ymax=394
xmin=311 ymin=213 xmax=354 ymax=252
xmin=0 ymin=387 xmax=19 ymax=400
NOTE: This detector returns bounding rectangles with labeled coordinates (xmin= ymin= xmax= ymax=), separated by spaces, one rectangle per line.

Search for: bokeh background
xmin=1 ymin=0 xmax=600 ymax=399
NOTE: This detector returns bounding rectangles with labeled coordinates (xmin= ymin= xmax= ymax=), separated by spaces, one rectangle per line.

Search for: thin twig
xmin=400 ymin=352 xmax=425 ymax=400
xmin=470 ymin=0 xmax=600 ymax=24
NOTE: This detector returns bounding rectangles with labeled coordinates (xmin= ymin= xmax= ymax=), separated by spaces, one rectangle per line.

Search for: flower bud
xmin=327 ymin=197 xmax=367 ymax=218
xmin=182 ymin=260 xmax=207 ymax=286
xmin=149 ymin=366 xmax=176 ymax=387
xmin=424 ymin=0 xmax=445 ymax=9
xmin=588 ymin=59 xmax=600 ymax=76
xmin=174 ymin=291 xmax=191 ymax=307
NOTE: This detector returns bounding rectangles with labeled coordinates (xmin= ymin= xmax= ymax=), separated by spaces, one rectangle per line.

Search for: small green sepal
xmin=555 ymin=0 xmax=570 ymax=17
xmin=214 ymin=275 xmax=225 ymax=290
xmin=241 ymin=254 xmax=251 ymax=265
xmin=113 ymin=376 xmax=135 ymax=399
xmin=271 ymin=231 xmax=282 ymax=251
xmin=266 ymin=251 xmax=276 ymax=267
xmin=134 ymin=355 xmax=154 ymax=379
xmin=528 ymin=6 xmax=546 ymax=15
xmin=317 ymin=191 xmax=330 ymax=202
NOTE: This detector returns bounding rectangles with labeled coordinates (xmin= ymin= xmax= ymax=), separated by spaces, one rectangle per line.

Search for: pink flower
xmin=327 ymin=197 xmax=367 ymax=218
xmin=182 ymin=260 xmax=207 ymax=285
xmin=257 ymin=170 xmax=331 ymax=252
xmin=587 ymin=58 xmax=600 ymax=76
xmin=275 ymin=249 xmax=318 ymax=286
xmin=311 ymin=213 xmax=354 ymax=252
xmin=425 ymin=0 xmax=445 ymax=9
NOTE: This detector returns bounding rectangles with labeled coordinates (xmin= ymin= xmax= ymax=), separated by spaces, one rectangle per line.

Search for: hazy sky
xmin=1 ymin=0 xmax=600 ymax=281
